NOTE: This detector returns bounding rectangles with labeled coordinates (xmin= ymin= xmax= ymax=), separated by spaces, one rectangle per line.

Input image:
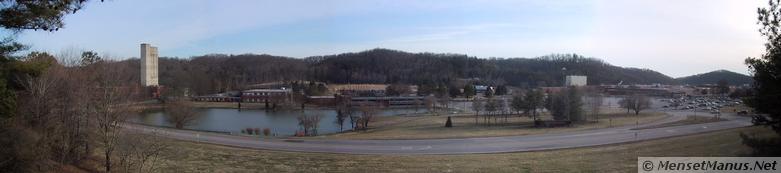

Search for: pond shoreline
xmin=135 ymin=100 xmax=433 ymax=111
xmin=129 ymin=104 xmax=434 ymax=137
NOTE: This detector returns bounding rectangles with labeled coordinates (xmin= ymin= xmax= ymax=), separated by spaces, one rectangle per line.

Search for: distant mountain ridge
xmin=675 ymin=69 xmax=753 ymax=85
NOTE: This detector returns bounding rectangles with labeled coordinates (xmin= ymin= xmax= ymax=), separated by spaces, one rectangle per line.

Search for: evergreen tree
xmin=524 ymin=89 xmax=544 ymax=120
xmin=746 ymin=0 xmax=781 ymax=134
xmin=511 ymin=94 xmax=526 ymax=116
xmin=463 ymin=84 xmax=476 ymax=98
xmin=495 ymin=85 xmax=508 ymax=95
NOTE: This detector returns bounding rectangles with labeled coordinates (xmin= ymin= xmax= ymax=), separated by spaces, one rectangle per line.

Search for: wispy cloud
xmin=381 ymin=23 xmax=516 ymax=43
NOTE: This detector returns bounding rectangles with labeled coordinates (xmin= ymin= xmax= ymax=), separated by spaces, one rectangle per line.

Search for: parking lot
xmin=660 ymin=96 xmax=744 ymax=115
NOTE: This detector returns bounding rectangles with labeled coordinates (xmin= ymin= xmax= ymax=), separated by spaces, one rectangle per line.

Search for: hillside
xmin=675 ymin=70 xmax=753 ymax=85
xmin=120 ymin=48 xmax=678 ymax=95
xmin=307 ymin=49 xmax=675 ymax=86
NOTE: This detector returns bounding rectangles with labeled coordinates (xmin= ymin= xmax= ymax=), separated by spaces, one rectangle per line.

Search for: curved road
xmin=125 ymin=111 xmax=752 ymax=154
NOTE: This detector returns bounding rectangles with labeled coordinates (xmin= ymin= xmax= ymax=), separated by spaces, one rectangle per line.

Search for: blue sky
xmin=14 ymin=0 xmax=765 ymax=77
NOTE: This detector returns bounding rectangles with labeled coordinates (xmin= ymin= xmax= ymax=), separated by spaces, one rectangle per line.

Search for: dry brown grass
xmin=144 ymin=126 xmax=776 ymax=173
xmin=326 ymin=112 xmax=669 ymax=140
xmin=720 ymin=104 xmax=753 ymax=114
xmin=634 ymin=115 xmax=725 ymax=130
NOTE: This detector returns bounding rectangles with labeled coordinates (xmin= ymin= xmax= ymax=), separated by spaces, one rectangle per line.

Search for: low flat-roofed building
xmin=349 ymin=96 xmax=425 ymax=107
xmin=192 ymin=93 xmax=240 ymax=102
xmin=564 ymin=75 xmax=587 ymax=86
xmin=241 ymin=89 xmax=291 ymax=103
xmin=306 ymin=95 xmax=338 ymax=106
xmin=328 ymin=84 xmax=388 ymax=96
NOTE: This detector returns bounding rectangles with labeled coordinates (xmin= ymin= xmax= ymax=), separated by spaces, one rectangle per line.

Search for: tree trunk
xmin=105 ymin=151 xmax=111 ymax=172
xmin=475 ymin=112 xmax=478 ymax=124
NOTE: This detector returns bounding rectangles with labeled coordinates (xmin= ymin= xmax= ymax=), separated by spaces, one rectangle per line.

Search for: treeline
xmin=114 ymin=54 xmax=309 ymax=95
xmin=116 ymin=48 xmax=677 ymax=96
xmin=308 ymin=49 xmax=675 ymax=86
xmin=1 ymin=51 xmax=168 ymax=172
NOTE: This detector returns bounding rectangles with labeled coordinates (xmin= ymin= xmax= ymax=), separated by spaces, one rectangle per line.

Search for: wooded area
xmin=102 ymin=49 xmax=681 ymax=96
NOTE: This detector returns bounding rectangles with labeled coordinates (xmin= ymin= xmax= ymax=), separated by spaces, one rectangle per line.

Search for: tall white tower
xmin=140 ymin=43 xmax=159 ymax=86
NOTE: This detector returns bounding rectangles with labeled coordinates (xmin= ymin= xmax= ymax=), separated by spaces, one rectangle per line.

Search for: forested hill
xmin=675 ymin=70 xmax=753 ymax=85
xmin=306 ymin=49 xmax=675 ymax=86
xmin=140 ymin=48 xmax=676 ymax=95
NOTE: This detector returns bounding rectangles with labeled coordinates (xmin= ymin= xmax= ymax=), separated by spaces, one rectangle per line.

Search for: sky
xmin=13 ymin=0 xmax=766 ymax=78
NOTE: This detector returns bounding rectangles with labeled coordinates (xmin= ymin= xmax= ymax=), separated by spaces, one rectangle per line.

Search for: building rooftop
xmin=243 ymin=89 xmax=291 ymax=92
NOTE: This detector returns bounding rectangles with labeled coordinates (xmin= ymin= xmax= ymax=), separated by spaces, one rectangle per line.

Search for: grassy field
xmin=325 ymin=112 xmax=669 ymax=140
xmin=633 ymin=115 xmax=725 ymax=130
xmin=135 ymin=126 xmax=776 ymax=172
xmin=720 ymin=104 xmax=754 ymax=115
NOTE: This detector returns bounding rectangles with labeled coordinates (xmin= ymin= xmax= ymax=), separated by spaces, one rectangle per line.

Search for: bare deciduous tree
xmin=334 ymin=103 xmax=350 ymax=132
xmin=165 ymin=99 xmax=199 ymax=129
xmin=297 ymin=113 xmax=322 ymax=136
xmin=484 ymin=98 xmax=497 ymax=125
xmin=438 ymin=95 xmax=450 ymax=112
xmin=619 ymin=94 xmax=651 ymax=115
xmin=424 ymin=96 xmax=436 ymax=115
xmin=116 ymin=131 xmax=170 ymax=173
xmin=86 ymin=62 xmax=139 ymax=172
xmin=587 ymin=93 xmax=604 ymax=122
xmin=472 ymin=98 xmax=483 ymax=124
xmin=358 ymin=106 xmax=378 ymax=130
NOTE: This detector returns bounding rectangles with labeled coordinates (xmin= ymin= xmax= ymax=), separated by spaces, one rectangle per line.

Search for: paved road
xmin=124 ymin=111 xmax=752 ymax=154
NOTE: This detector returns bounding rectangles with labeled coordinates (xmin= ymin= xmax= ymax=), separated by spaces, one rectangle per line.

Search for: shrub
xmin=246 ymin=128 xmax=254 ymax=135
xmin=253 ymin=128 xmax=260 ymax=135
xmin=240 ymin=129 xmax=246 ymax=134
xmin=263 ymin=128 xmax=271 ymax=136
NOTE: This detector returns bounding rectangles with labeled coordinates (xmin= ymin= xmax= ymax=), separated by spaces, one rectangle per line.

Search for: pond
xmin=129 ymin=108 xmax=427 ymax=136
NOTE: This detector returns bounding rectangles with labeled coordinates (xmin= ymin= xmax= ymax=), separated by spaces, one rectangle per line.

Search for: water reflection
xmin=129 ymin=108 xmax=426 ymax=136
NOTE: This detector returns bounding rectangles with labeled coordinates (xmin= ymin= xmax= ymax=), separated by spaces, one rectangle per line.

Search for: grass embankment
xmin=326 ymin=112 xmax=669 ymax=140
xmin=633 ymin=116 xmax=725 ymax=130
xmin=141 ymin=126 xmax=775 ymax=172
xmin=720 ymin=104 xmax=754 ymax=116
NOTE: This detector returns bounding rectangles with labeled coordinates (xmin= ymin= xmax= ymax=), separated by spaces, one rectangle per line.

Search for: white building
xmin=140 ymin=43 xmax=159 ymax=86
xmin=564 ymin=75 xmax=587 ymax=86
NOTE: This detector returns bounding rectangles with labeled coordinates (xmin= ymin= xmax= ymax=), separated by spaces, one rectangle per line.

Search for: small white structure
xmin=564 ymin=75 xmax=587 ymax=86
xmin=140 ymin=43 xmax=159 ymax=86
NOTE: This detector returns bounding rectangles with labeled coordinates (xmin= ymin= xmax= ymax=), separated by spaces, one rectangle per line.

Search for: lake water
xmin=130 ymin=108 xmax=427 ymax=136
